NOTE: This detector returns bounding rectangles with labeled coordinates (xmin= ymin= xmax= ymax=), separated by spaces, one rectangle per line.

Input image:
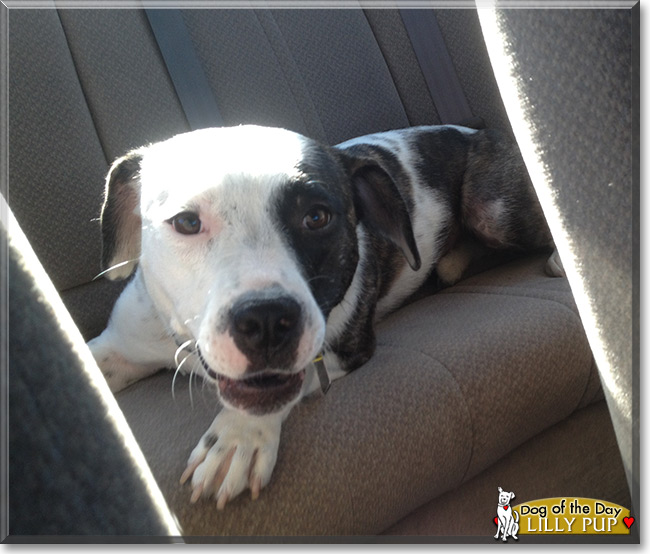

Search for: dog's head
xmin=100 ymin=125 xmax=419 ymax=414
xmin=498 ymin=487 xmax=515 ymax=506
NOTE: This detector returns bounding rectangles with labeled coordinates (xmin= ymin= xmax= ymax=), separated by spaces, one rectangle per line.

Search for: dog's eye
xmin=302 ymin=206 xmax=332 ymax=231
xmin=169 ymin=211 xmax=201 ymax=235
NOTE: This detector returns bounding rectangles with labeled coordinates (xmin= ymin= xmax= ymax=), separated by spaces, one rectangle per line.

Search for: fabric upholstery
xmin=116 ymin=255 xmax=602 ymax=536
xmin=57 ymin=9 xmax=190 ymax=162
xmin=181 ymin=9 xmax=411 ymax=144
xmin=8 ymin=9 xmax=108 ymax=292
xmin=479 ymin=7 xmax=638 ymax=514
xmin=383 ymin=400 xmax=632 ymax=537
xmin=433 ymin=9 xmax=514 ymax=135
xmin=6 ymin=211 xmax=180 ymax=537
xmin=363 ymin=10 xmax=442 ymax=127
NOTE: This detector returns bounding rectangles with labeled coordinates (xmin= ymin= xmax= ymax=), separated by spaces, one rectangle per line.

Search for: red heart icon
xmin=504 ymin=506 xmax=509 ymax=510
xmin=623 ymin=516 xmax=635 ymax=529
xmin=494 ymin=517 xmax=498 ymax=525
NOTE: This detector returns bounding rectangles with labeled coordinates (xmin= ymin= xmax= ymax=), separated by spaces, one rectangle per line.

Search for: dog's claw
xmin=190 ymin=482 xmax=204 ymax=504
xmin=216 ymin=492 xmax=230 ymax=511
xmin=250 ymin=475 xmax=262 ymax=501
xmin=180 ymin=459 xmax=202 ymax=485
xmin=181 ymin=441 xmax=210 ymax=485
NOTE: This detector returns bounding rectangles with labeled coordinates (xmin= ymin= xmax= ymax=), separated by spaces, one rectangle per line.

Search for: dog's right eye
xmin=169 ymin=211 xmax=202 ymax=235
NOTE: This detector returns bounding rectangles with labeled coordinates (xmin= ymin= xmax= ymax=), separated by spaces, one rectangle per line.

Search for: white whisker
xmin=174 ymin=339 xmax=195 ymax=367
xmin=171 ymin=339 xmax=198 ymax=402
xmin=92 ymin=258 xmax=140 ymax=281
xmin=188 ymin=364 xmax=195 ymax=409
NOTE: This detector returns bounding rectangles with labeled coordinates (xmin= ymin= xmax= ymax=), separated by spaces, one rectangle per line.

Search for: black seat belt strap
xmin=145 ymin=9 xmax=224 ymax=130
xmin=400 ymin=9 xmax=481 ymax=127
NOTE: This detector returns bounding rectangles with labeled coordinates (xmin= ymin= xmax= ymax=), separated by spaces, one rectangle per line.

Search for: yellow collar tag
xmin=312 ymin=354 xmax=330 ymax=395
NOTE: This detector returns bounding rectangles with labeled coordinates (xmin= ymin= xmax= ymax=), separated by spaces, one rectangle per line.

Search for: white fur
xmin=444 ymin=124 xmax=479 ymax=135
xmin=132 ymin=127 xmax=326 ymax=381
xmin=88 ymin=271 xmax=179 ymax=391
xmin=89 ymin=124 xmax=464 ymax=508
xmin=90 ymin=127 xmax=327 ymax=507
xmin=181 ymin=408 xmax=288 ymax=509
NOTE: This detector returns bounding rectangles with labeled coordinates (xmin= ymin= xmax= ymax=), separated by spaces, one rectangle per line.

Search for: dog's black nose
xmin=230 ymin=295 xmax=302 ymax=369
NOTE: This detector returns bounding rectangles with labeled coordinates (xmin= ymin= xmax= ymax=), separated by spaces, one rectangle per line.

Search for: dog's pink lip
xmin=197 ymin=348 xmax=305 ymax=414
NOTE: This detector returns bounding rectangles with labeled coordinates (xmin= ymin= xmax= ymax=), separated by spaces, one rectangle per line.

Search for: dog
xmin=88 ymin=124 xmax=562 ymax=509
xmin=494 ymin=487 xmax=519 ymax=541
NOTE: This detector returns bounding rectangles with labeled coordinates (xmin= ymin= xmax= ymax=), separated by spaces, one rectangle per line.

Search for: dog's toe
xmin=180 ymin=441 xmax=210 ymax=486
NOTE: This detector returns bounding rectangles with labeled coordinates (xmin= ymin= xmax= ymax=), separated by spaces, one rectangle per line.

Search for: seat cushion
xmin=383 ymin=400 xmax=629 ymax=537
xmin=115 ymin=254 xmax=601 ymax=536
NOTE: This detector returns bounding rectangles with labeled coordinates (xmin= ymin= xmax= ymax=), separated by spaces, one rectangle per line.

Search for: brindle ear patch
xmin=350 ymin=163 xmax=421 ymax=271
xmin=100 ymin=152 xmax=143 ymax=280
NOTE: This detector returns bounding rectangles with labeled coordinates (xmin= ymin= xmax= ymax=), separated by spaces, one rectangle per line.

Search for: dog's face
xmin=498 ymin=487 xmax=515 ymax=506
xmin=100 ymin=126 xmax=419 ymax=414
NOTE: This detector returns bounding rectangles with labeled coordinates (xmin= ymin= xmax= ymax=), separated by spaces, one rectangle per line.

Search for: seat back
xmin=8 ymin=8 xmax=511 ymax=339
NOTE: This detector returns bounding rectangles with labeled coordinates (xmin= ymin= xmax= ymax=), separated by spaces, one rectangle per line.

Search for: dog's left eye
xmin=169 ymin=211 xmax=202 ymax=235
xmin=302 ymin=206 xmax=332 ymax=231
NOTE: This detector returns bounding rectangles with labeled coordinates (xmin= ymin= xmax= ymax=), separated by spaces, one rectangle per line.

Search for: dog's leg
xmin=88 ymin=272 xmax=178 ymax=392
xmin=437 ymin=236 xmax=501 ymax=285
xmin=511 ymin=520 xmax=519 ymax=540
xmin=437 ymin=240 xmax=475 ymax=286
xmin=180 ymin=407 xmax=288 ymax=508
xmin=463 ymin=132 xmax=558 ymax=265
xmin=494 ymin=516 xmax=502 ymax=540
xmin=511 ymin=510 xmax=520 ymax=540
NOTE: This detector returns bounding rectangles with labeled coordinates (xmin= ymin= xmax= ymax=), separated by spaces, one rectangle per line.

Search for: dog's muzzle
xmin=198 ymin=291 xmax=308 ymax=414
xmin=198 ymin=348 xmax=305 ymax=415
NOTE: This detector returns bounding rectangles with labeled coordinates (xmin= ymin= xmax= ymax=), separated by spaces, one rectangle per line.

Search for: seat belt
xmin=145 ymin=9 xmax=224 ymax=130
xmin=399 ymin=9 xmax=483 ymax=128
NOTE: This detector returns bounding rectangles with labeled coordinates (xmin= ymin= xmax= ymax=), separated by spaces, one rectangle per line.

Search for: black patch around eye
xmin=168 ymin=211 xmax=201 ymax=235
xmin=274 ymin=180 xmax=358 ymax=318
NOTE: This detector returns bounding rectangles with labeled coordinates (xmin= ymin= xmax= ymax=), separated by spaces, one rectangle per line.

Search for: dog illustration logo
xmin=494 ymin=486 xmax=519 ymax=541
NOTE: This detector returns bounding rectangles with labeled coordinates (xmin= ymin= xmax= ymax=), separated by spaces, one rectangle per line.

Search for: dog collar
xmin=312 ymin=353 xmax=331 ymax=395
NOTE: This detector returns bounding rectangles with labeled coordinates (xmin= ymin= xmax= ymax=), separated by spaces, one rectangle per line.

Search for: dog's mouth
xmin=197 ymin=349 xmax=305 ymax=415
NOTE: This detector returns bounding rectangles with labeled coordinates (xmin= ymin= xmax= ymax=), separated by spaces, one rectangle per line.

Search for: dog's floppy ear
xmin=99 ymin=151 xmax=143 ymax=280
xmin=343 ymin=155 xmax=421 ymax=271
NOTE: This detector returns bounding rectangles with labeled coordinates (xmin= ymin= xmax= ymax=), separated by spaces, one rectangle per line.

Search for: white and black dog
xmin=89 ymin=124 xmax=560 ymax=508
xmin=495 ymin=487 xmax=519 ymax=541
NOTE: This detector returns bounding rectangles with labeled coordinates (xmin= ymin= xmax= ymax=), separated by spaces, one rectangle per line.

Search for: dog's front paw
xmin=180 ymin=409 xmax=283 ymax=509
